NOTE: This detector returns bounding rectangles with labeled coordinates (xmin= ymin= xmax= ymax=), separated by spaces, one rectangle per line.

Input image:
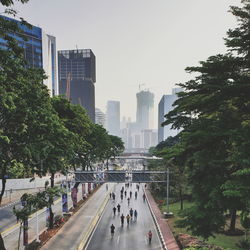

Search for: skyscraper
xmin=0 ymin=15 xmax=58 ymax=96
xmin=58 ymin=49 xmax=96 ymax=122
xmin=106 ymin=101 xmax=120 ymax=137
xmin=136 ymin=90 xmax=154 ymax=131
xmin=158 ymin=88 xmax=182 ymax=143
xmin=95 ymin=108 xmax=106 ymax=127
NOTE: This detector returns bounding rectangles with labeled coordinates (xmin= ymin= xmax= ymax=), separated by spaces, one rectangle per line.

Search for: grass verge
xmin=154 ymin=196 xmax=247 ymax=250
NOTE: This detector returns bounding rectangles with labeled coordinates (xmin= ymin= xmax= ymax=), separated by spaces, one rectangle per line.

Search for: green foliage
xmin=161 ymin=1 xmax=250 ymax=240
xmin=0 ymin=0 xmax=29 ymax=7
xmin=236 ymin=239 xmax=250 ymax=249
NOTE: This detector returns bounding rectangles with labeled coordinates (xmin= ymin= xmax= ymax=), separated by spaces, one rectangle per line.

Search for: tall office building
xmin=58 ymin=49 xmax=96 ymax=122
xmin=0 ymin=15 xmax=58 ymax=96
xmin=158 ymin=88 xmax=182 ymax=143
xmin=136 ymin=90 xmax=154 ymax=131
xmin=95 ymin=108 xmax=106 ymax=127
xmin=106 ymin=101 xmax=120 ymax=137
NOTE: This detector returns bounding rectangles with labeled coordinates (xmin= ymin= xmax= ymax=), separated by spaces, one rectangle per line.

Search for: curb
xmin=77 ymin=186 xmax=113 ymax=250
xmin=144 ymin=188 xmax=168 ymax=250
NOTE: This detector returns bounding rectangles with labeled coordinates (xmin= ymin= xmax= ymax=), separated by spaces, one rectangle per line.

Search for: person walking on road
xmin=148 ymin=230 xmax=152 ymax=244
xmin=130 ymin=191 xmax=132 ymax=198
xmin=109 ymin=192 xmax=112 ymax=199
xmin=126 ymin=214 xmax=130 ymax=225
xmin=135 ymin=191 xmax=137 ymax=200
xmin=110 ymin=224 xmax=115 ymax=237
xmin=134 ymin=209 xmax=138 ymax=220
xmin=127 ymin=197 xmax=130 ymax=206
xmin=112 ymin=192 xmax=116 ymax=200
xmin=106 ymin=184 xmax=108 ymax=191
xmin=143 ymin=193 xmax=146 ymax=202
xmin=124 ymin=190 xmax=127 ymax=197
xmin=113 ymin=206 xmax=116 ymax=216
xmin=129 ymin=208 xmax=133 ymax=219
xmin=120 ymin=214 xmax=125 ymax=226
xmin=121 ymin=194 xmax=123 ymax=201
xmin=117 ymin=203 xmax=121 ymax=213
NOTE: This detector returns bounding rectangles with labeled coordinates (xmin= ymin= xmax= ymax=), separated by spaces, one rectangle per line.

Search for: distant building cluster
xmin=1 ymin=15 xmax=182 ymax=151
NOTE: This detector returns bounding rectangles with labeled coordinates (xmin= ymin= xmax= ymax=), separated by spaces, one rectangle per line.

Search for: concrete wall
xmin=0 ymin=174 xmax=69 ymax=191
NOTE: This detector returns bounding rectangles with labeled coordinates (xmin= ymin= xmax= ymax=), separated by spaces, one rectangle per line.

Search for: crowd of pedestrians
xmin=108 ymin=183 xmax=153 ymax=244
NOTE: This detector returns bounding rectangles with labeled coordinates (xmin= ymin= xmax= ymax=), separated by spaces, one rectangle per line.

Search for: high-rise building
xmin=136 ymin=90 xmax=154 ymax=131
xmin=106 ymin=101 xmax=120 ymax=137
xmin=95 ymin=108 xmax=106 ymax=127
xmin=0 ymin=15 xmax=58 ymax=96
xmin=158 ymin=88 xmax=182 ymax=143
xmin=58 ymin=49 xmax=96 ymax=122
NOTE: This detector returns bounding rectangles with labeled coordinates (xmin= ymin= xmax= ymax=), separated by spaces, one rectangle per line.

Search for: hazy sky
xmin=11 ymin=0 xmax=241 ymax=128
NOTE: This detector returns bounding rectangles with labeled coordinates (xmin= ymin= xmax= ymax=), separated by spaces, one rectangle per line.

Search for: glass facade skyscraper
xmin=58 ymin=49 xmax=96 ymax=122
xmin=136 ymin=90 xmax=154 ymax=131
xmin=158 ymin=88 xmax=182 ymax=143
xmin=0 ymin=15 xmax=58 ymax=96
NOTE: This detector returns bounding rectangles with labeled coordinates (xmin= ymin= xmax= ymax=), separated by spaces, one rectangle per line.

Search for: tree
xmin=13 ymin=193 xmax=37 ymax=250
xmin=162 ymin=1 xmax=250 ymax=239
xmin=104 ymin=135 xmax=124 ymax=169
xmin=148 ymin=135 xmax=189 ymax=210
xmin=51 ymin=96 xmax=92 ymax=172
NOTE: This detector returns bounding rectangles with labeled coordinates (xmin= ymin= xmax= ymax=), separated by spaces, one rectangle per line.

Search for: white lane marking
xmin=117 ymin=235 xmax=120 ymax=244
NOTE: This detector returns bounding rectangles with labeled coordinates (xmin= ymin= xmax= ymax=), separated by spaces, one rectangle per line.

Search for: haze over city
xmin=11 ymin=0 xmax=241 ymax=127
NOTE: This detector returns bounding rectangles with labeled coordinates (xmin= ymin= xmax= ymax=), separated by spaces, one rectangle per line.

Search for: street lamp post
xmin=166 ymin=168 xmax=170 ymax=213
xmin=36 ymin=211 xmax=40 ymax=242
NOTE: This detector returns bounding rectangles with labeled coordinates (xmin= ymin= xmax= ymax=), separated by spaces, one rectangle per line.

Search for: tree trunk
xmin=0 ymin=233 xmax=6 ymax=250
xmin=179 ymin=188 xmax=183 ymax=210
xmin=106 ymin=159 xmax=109 ymax=170
xmin=229 ymin=209 xmax=237 ymax=232
xmin=0 ymin=171 xmax=7 ymax=205
xmin=49 ymin=206 xmax=54 ymax=229
xmin=50 ymin=172 xmax=55 ymax=188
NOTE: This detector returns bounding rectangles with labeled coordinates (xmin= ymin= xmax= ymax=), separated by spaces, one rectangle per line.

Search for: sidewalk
xmin=145 ymin=188 xmax=180 ymax=250
xmin=41 ymin=183 xmax=113 ymax=250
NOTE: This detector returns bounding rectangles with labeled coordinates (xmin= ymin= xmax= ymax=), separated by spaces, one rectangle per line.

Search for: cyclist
xmin=134 ymin=209 xmax=138 ymax=220
xmin=126 ymin=214 xmax=130 ymax=225
xmin=135 ymin=191 xmax=138 ymax=200
xmin=110 ymin=224 xmax=115 ymax=237
xmin=129 ymin=208 xmax=133 ymax=219
xmin=117 ymin=203 xmax=121 ymax=213
xmin=120 ymin=214 xmax=125 ymax=226
xmin=113 ymin=206 xmax=116 ymax=216
xmin=148 ymin=230 xmax=152 ymax=243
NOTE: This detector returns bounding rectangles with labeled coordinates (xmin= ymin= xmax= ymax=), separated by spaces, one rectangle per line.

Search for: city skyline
xmin=10 ymin=0 xmax=241 ymax=127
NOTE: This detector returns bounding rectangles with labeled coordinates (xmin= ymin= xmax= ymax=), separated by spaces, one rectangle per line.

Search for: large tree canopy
xmin=162 ymin=0 xmax=250 ymax=239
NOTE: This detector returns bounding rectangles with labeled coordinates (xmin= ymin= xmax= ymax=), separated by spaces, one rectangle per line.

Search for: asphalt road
xmin=86 ymin=183 xmax=162 ymax=250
